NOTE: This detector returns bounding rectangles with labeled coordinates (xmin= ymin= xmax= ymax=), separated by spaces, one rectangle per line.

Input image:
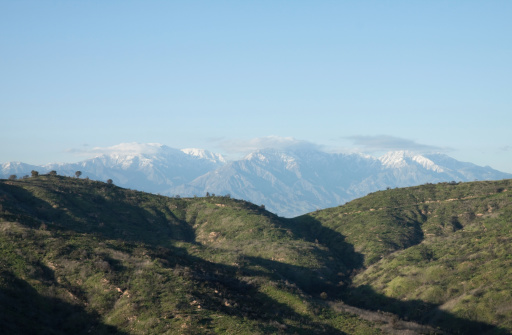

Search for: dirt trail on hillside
xmin=338 ymin=190 xmax=508 ymax=217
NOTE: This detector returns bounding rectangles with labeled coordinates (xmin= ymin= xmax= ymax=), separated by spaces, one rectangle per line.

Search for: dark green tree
xmin=48 ymin=170 xmax=57 ymax=176
xmin=8 ymin=174 xmax=17 ymax=180
xmin=31 ymin=170 xmax=39 ymax=177
xmin=75 ymin=171 xmax=82 ymax=178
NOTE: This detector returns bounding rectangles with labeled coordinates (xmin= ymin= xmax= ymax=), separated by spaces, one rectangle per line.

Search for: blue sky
xmin=1 ymin=1 xmax=511 ymax=172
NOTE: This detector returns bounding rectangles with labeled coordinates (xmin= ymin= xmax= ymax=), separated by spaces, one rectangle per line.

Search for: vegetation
xmin=304 ymin=179 xmax=512 ymax=334
xmin=0 ymin=175 xmax=379 ymax=334
xmin=1 ymin=175 xmax=511 ymax=334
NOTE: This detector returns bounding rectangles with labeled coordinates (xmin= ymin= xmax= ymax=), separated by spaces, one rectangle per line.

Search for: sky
xmin=1 ymin=1 xmax=511 ymax=172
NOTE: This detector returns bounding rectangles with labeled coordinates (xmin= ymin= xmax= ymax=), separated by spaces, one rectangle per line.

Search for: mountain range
xmin=2 ymin=143 xmax=511 ymax=217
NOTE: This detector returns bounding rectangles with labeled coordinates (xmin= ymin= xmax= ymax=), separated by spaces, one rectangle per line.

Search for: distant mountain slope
xmin=0 ymin=161 xmax=40 ymax=178
xmin=2 ymin=144 xmax=511 ymax=217
xmin=173 ymin=149 xmax=512 ymax=217
xmin=172 ymin=148 xmax=381 ymax=216
xmin=1 ymin=143 xmax=227 ymax=195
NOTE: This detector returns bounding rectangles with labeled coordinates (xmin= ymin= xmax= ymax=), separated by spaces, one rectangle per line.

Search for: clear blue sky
xmin=1 ymin=1 xmax=511 ymax=172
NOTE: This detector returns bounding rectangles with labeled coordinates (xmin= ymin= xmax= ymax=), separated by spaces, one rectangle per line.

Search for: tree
xmin=75 ymin=171 xmax=82 ymax=178
xmin=8 ymin=175 xmax=17 ymax=180
xmin=48 ymin=170 xmax=57 ymax=176
xmin=31 ymin=170 xmax=39 ymax=177
xmin=107 ymin=179 xmax=113 ymax=185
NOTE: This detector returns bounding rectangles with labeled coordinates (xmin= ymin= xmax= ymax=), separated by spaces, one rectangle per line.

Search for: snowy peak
xmin=412 ymin=155 xmax=445 ymax=173
xmin=1 ymin=161 xmax=40 ymax=175
xmin=244 ymin=149 xmax=291 ymax=163
xmin=243 ymin=148 xmax=308 ymax=173
xmin=2 ymin=144 xmax=511 ymax=218
xmin=66 ymin=143 xmax=227 ymax=169
xmin=181 ymin=148 xmax=226 ymax=164
xmin=379 ymin=150 xmax=413 ymax=168
xmin=379 ymin=151 xmax=444 ymax=172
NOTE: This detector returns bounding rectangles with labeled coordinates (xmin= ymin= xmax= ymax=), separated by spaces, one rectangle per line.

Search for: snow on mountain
xmin=171 ymin=148 xmax=383 ymax=216
xmin=172 ymin=148 xmax=511 ymax=217
xmin=379 ymin=151 xmax=444 ymax=172
xmin=1 ymin=143 xmax=227 ymax=195
xmin=2 ymin=144 xmax=511 ymax=217
xmin=181 ymin=148 xmax=226 ymax=163
xmin=1 ymin=162 xmax=40 ymax=177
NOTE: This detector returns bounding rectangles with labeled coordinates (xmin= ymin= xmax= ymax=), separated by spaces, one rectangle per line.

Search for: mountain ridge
xmin=2 ymin=143 xmax=511 ymax=217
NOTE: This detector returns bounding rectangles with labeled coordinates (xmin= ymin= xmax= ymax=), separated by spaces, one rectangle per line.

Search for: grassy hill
xmin=302 ymin=179 xmax=512 ymax=334
xmin=1 ymin=175 xmax=511 ymax=334
xmin=0 ymin=175 xmax=379 ymax=334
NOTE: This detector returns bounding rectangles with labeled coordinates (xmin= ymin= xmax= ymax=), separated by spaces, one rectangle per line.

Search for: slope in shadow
xmin=280 ymin=215 xmax=508 ymax=335
xmin=0 ymin=269 xmax=126 ymax=335
xmin=0 ymin=180 xmax=196 ymax=245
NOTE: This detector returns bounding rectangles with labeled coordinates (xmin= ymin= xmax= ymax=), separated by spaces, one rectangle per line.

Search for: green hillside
xmin=0 ymin=175 xmax=379 ymax=334
xmin=1 ymin=175 xmax=511 ymax=334
xmin=302 ymin=179 xmax=512 ymax=334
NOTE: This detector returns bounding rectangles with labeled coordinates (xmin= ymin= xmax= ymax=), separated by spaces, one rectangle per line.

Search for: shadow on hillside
xmin=1 ymin=181 xmax=507 ymax=334
xmin=278 ymin=215 xmax=365 ymax=271
xmin=1 ymin=182 xmax=346 ymax=333
xmin=0 ymin=181 xmax=196 ymax=245
xmin=155 ymin=240 xmax=508 ymax=334
xmin=343 ymin=284 xmax=511 ymax=335
xmin=149 ymin=245 xmax=349 ymax=334
xmin=0 ymin=269 xmax=125 ymax=335
xmin=277 ymin=214 xmax=508 ymax=335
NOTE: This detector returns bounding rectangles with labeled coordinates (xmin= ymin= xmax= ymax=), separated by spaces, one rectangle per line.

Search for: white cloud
xmin=216 ymin=136 xmax=323 ymax=155
xmin=344 ymin=135 xmax=449 ymax=153
xmin=66 ymin=142 xmax=164 ymax=157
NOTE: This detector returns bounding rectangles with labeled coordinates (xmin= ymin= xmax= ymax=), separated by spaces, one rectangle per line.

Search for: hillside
xmin=0 ymin=175 xmax=380 ymax=334
xmin=1 ymin=175 xmax=511 ymax=334
xmin=302 ymin=179 xmax=512 ymax=333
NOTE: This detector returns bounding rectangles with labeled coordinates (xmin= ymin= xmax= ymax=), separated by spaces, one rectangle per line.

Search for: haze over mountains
xmin=2 ymin=143 xmax=511 ymax=217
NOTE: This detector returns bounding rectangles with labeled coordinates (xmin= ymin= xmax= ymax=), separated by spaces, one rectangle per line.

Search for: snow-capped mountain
xmin=170 ymin=148 xmax=511 ymax=216
xmin=1 ymin=143 xmax=227 ymax=195
xmin=181 ymin=148 xmax=226 ymax=164
xmin=171 ymin=148 xmax=382 ymax=216
xmin=1 ymin=162 xmax=41 ymax=178
xmin=2 ymin=144 xmax=511 ymax=217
